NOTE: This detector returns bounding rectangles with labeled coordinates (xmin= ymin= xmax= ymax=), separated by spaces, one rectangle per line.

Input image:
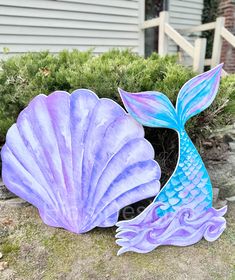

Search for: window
xmin=145 ymin=0 xmax=168 ymax=56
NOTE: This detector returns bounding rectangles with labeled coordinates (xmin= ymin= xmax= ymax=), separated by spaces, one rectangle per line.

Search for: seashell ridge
xmin=1 ymin=89 xmax=161 ymax=233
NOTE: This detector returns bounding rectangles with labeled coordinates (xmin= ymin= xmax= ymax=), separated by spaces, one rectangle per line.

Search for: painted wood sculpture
xmin=116 ymin=64 xmax=227 ymax=254
xmin=1 ymin=89 xmax=161 ymax=234
xmin=1 ymin=65 xmax=227 ymax=255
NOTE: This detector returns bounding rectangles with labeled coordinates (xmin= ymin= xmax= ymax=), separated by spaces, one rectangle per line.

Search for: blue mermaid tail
xmin=116 ymin=64 xmax=227 ymax=254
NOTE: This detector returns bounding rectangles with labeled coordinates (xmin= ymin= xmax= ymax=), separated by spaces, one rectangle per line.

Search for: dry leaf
xmin=0 ymin=261 xmax=8 ymax=271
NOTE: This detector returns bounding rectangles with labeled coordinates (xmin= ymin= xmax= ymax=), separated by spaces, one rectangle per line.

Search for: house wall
xmin=168 ymin=0 xmax=204 ymax=65
xmin=218 ymin=0 xmax=235 ymax=73
xmin=0 ymin=0 xmax=141 ymax=58
xmin=0 ymin=0 xmax=205 ymax=61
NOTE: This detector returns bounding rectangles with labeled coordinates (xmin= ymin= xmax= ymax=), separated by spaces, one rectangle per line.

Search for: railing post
xmin=193 ymin=38 xmax=207 ymax=73
xmin=158 ymin=11 xmax=169 ymax=56
xmin=211 ymin=17 xmax=225 ymax=68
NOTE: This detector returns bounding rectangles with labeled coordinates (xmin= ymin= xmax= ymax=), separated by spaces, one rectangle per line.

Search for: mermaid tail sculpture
xmin=116 ymin=64 xmax=227 ymax=254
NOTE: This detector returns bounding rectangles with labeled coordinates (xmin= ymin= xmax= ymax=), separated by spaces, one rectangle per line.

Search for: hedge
xmin=0 ymin=49 xmax=234 ymax=145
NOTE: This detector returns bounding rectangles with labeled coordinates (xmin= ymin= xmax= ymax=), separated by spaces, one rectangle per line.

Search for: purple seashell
xmin=1 ymin=89 xmax=161 ymax=234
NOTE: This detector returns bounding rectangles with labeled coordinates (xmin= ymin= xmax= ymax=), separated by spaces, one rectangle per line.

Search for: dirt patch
xmin=0 ymin=201 xmax=234 ymax=280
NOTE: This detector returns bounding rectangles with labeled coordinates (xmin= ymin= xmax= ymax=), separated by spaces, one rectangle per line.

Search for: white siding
xmin=169 ymin=0 xmax=203 ymax=65
xmin=0 ymin=0 xmax=141 ymax=57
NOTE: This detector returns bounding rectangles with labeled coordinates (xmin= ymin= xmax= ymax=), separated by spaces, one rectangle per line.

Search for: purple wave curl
xmin=116 ymin=202 xmax=227 ymax=255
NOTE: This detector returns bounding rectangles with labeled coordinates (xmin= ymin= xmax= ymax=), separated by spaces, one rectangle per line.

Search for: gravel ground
xmin=0 ymin=199 xmax=234 ymax=280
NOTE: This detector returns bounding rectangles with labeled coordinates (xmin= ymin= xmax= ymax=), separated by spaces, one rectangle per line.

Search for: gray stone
xmin=229 ymin=142 xmax=235 ymax=152
xmin=210 ymin=123 xmax=235 ymax=140
xmin=213 ymin=188 xmax=220 ymax=203
xmin=226 ymin=196 xmax=235 ymax=202
xmin=0 ymin=181 xmax=16 ymax=200
xmin=214 ymin=199 xmax=227 ymax=209
xmin=0 ymin=198 xmax=29 ymax=208
xmin=205 ymin=124 xmax=235 ymax=199
xmin=0 ymin=228 xmax=9 ymax=240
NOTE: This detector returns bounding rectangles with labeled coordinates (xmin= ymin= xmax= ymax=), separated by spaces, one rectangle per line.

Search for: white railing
xmin=182 ymin=16 xmax=235 ymax=69
xmin=142 ymin=11 xmax=235 ymax=74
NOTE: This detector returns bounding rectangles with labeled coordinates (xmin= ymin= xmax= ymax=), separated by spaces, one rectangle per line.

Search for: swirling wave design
xmin=116 ymin=202 xmax=227 ymax=255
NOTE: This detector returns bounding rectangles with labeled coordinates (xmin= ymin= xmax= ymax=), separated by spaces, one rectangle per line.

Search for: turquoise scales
xmin=155 ymin=129 xmax=212 ymax=216
xmin=116 ymin=64 xmax=227 ymax=254
xmin=118 ymin=65 xmax=223 ymax=215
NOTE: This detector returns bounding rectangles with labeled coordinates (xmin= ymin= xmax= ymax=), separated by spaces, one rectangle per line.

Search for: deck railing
xmin=142 ymin=11 xmax=235 ymax=74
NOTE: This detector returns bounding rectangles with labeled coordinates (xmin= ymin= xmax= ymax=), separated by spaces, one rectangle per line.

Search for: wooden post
xmin=158 ymin=11 xmax=169 ymax=56
xmin=211 ymin=17 xmax=225 ymax=68
xmin=193 ymin=38 xmax=207 ymax=73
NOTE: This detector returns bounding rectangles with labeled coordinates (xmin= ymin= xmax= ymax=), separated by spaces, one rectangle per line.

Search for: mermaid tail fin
xmin=119 ymin=64 xmax=223 ymax=130
xmin=118 ymin=89 xmax=179 ymax=130
xmin=176 ymin=63 xmax=223 ymax=125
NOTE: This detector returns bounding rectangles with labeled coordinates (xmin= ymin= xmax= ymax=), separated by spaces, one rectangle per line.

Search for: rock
xmin=213 ymin=188 xmax=219 ymax=203
xmin=226 ymin=196 xmax=235 ymax=202
xmin=0 ymin=181 xmax=16 ymax=200
xmin=223 ymin=134 xmax=234 ymax=143
xmin=205 ymin=124 xmax=235 ymax=199
xmin=210 ymin=123 xmax=235 ymax=140
xmin=214 ymin=199 xmax=227 ymax=209
xmin=0 ymin=252 xmax=3 ymax=259
xmin=0 ymin=228 xmax=9 ymax=240
xmin=0 ymin=198 xmax=29 ymax=208
xmin=229 ymin=142 xmax=235 ymax=152
xmin=203 ymin=141 xmax=213 ymax=148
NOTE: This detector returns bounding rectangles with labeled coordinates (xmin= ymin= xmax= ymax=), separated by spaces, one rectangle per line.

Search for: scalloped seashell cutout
xmin=1 ymin=89 xmax=161 ymax=233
